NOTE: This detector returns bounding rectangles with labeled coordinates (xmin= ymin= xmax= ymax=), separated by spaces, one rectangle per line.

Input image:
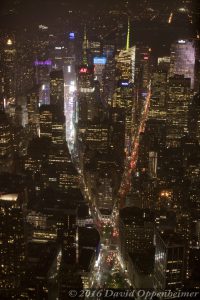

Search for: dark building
xmin=0 ymin=193 xmax=25 ymax=296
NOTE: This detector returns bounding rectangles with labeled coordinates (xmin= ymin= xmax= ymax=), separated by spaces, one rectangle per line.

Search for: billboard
xmin=118 ymin=80 xmax=130 ymax=87
xmin=69 ymin=32 xmax=75 ymax=40
xmin=34 ymin=59 xmax=52 ymax=66
xmin=79 ymin=66 xmax=94 ymax=74
xmin=93 ymin=57 xmax=107 ymax=65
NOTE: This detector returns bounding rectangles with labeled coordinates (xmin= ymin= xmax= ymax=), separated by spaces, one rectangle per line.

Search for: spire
xmin=82 ymin=25 xmax=88 ymax=65
xmin=126 ymin=16 xmax=130 ymax=50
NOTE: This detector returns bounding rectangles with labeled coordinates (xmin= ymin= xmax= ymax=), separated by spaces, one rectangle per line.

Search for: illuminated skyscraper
xmin=2 ymin=38 xmax=16 ymax=103
xmin=39 ymin=105 xmax=65 ymax=145
xmin=169 ymin=40 xmax=195 ymax=89
xmin=27 ymin=85 xmax=40 ymax=136
xmin=188 ymin=93 xmax=200 ymax=144
xmin=154 ymin=231 xmax=186 ymax=291
xmin=76 ymin=66 xmax=97 ymax=124
xmin=0 ymin=111 xmax=12 ymax=172
xmin=113 ymin=18 xmax=136 ymax=151
xmin=50 ymin=70 xmax=64 ymax=112
xmin=39 ymin=105 xmax=53 ymax=139
xmin=119 ymin=206 xmax=154 ymax=262
xmin=166 ymin=75 xmax=192 ymax=148
xmin=149 ymin=69 xmax=167 ymax=120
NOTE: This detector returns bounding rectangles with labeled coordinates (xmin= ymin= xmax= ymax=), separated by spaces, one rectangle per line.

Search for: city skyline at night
xmin=0 ymin=0 xmax=200 ymax=299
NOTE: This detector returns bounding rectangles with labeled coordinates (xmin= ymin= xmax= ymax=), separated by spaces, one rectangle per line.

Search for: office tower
xmin=114 ymin=19 xmax=136 ymax=151
xmin=89 ymin=41 xmax=101 ymax=57
xmin=166 ymin=75 xmax=192 ymax=148
xmin=48 ymin=143 xmax=79 ymax=192
xmin=39 ymin=105 xmax=53 ymax=139
xmin=157 ymin=56 xmax=170 ymax=72
xmin=0 ymin=193 xmax=25 ymax=295
xmin=33 ymin=59 xmax=51 ymax=106
xmin=149 ymin=69 xmax=167 ymax=120
xmin=119 ymin=206 xmax=154 ymax=262
xmin=40 ymin=104 xmax=65 ymax=142
xmin=34 ymin=58 xmax=52 ymax=85
xmin=76 ymin=66 xmax=97 ymax=122
xmin=97 ymin=175 xmax=113 ymax=210
xmin=188 ymin=93 xmax=200 ymax=144
xmin=27 ymin=85 xmax=40 ymax=136
xmin=50 ymin=70 xmax=64 ymax=112
xmin=0 ymin=111 xmax=13 ymax=172
xmin=25 ymin=137 xmax=50 ymax=175
xmin=169 ymin=40 xmax=195 ymax=89
xmin=154 ymin=231 xmax=186 ymax=291
xmin=2 ymin=38 xmax=16 ymax=103
xmin=52 ymin=111 xmax=66 ymax=146
xmin=102 ymin=55 xmax=116 ymax=106
xmin=84 ymin=123 xmax=109 ymax=151
xmin=53 ymin=45 xmax=68 ymax=70
xmin=93 ymin=56 xmax=107 ymax=86
xmin=135 ymin=44 xmax=151 ymax=92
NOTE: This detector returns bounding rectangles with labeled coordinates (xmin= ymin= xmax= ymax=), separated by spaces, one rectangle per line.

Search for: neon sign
xmin=79 ymin=67 xmax=88 ymax=73
xmin=79 ymin=66 xmax=94 ymax=74
xmin=121 ymin=82 xmax=129 ymax=86
xmin=69 ymin=32 xmax=75 ymax=40
xmin=118 ymin=80 xmax=129 ymax=87
xmin=34 ymin=59 xmax=52 ymax=66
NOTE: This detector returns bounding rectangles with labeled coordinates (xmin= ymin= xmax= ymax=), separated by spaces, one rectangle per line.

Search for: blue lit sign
xmin=93 ymin=57 xmax=107 ymax=65
xmin=69 ymin=32 xmax=75 ymax=40
xmin=121 ymin=82 xmax=129 ymax=86
xmin=118 ymin=80 xmax=130 ymax=87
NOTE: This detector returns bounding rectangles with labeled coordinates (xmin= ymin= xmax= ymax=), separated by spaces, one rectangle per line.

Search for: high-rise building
xmin=154 ymin=231 xmax=186 ymax=291
xmin=169 ymin=40 xmax=195 ymax=89
xmin=119 ymin=206 xmax=154 ymax=263
xmin=0 ymin=193 xmax=25 ymax=295
xmin=166 ymin=75 xmax=192 ymax=148
xmin=2 ymin=38 xmax=16 ymax=103
xmin=188 ymin=93 xmax=200 ymax=144
xmin=0 ymin=111 xmax=13 ymax=172
xmin=50 ymin=70 xmax=64 ymax=112
xmin=93 ymin=56 xmax=107 ymax=86
xmin=149 ymin=69 xmax=167 ymax=120
xmin=27 ymin=85 xmax=40 ymax=136
xmin=39 ymin=105 xmax=53 ymax=139
xmin=113 ymin=19 xmax=136 ymax=151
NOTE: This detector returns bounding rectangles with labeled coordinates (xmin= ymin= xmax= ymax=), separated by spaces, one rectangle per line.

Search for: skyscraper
xmin=113 ymin=18 xmax=136 ymax=151
xmin=0 ymin=111 xmax=13 ymax=172
xmin=50 ymin=70 xmax=64 ymax=112
xmin=0 ymin=193 xmax=25 ymax=295
xmin=188 ymin=93 xmax=200 ymax=144
xmin=154 ymin=231 xmax=186 ymax=291
xmin=169 ymin=40 xmax=195 ymax=89
xmin=2 ymin=38 xmax=16 ymax=103
xmin=27 ymin=85 xmax=40 ymax=136
xmin=166 ymin=75 xmax=192 ymax=148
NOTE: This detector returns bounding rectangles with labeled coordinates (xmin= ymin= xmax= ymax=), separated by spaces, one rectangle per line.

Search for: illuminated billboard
xmin=34 ymin=59 xmax=52 ymax=66
xmin=69 ymin=32 xmax=75 ymax=40
xmin=79 ymin=66 xmax=94 ymax=74
xmin=118 ymin=80 xmax=130 ymax=87
xmin=93 ymin=57 xmax=107 ymax=65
